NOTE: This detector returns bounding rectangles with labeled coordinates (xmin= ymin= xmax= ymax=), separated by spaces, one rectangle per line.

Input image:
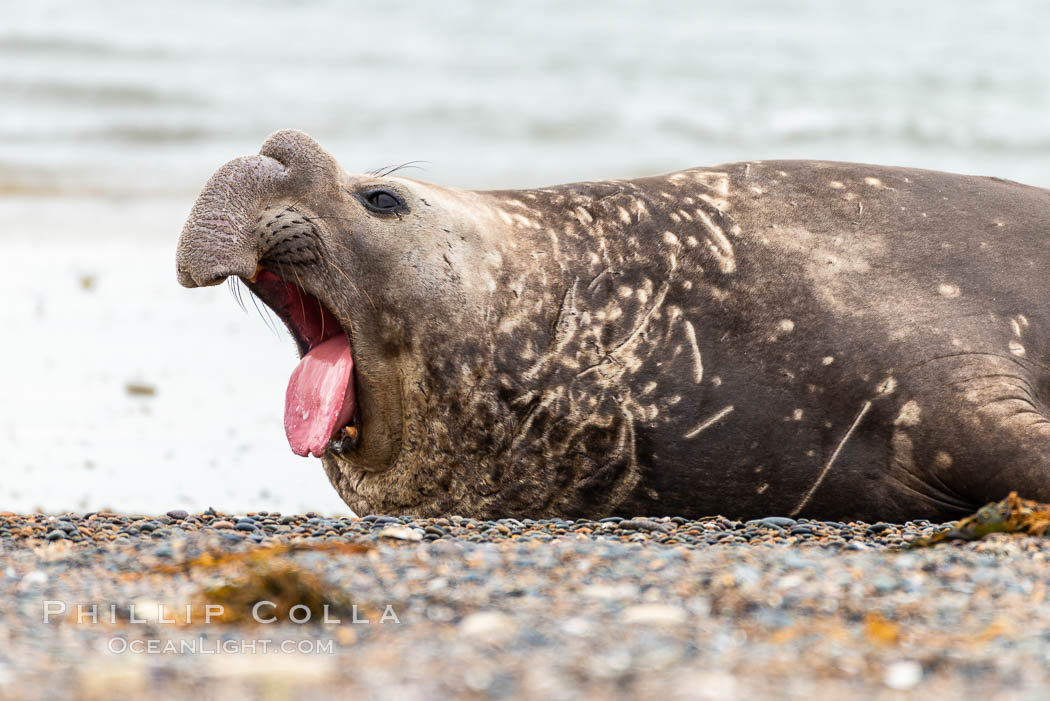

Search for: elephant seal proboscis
xmin=177 ymin=129 xmax=1050 ymax=521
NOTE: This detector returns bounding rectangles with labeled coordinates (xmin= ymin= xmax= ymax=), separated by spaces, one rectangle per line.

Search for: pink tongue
xmin=284 ymin=334 xmax=356 ymax=457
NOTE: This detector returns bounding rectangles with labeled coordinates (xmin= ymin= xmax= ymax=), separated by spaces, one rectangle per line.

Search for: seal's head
xmin=177 ymin=130 xmax=513 ymax=513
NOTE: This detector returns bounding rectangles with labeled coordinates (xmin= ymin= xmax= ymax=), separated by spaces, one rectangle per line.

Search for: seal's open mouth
xmin=246 ymin=270 xmax=358 ymax=458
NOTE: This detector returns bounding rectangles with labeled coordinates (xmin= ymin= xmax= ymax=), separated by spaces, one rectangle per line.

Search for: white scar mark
xmin=698 ymin=193 xmax=730 ymax=211
xmin=790 ymin=399 xmax=873 ymax=517
xmin=513 ymin=213 xmax=540 ymax=229
xmin=693 ymin=208 xmax=736 ymax=274
xmin=684 ymin=405 xmax=734 ymax=439
xmin=877 ymin=376 xmax=897 ymax=395
xmin=683 ymin=320 xmax=703 ymax=384
xmin=690 ymin=171 xmax=730 ymax=196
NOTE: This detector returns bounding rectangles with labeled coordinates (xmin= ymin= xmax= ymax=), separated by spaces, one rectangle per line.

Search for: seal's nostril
xmin=195 ymin=272 xmax=229 ymax=288
xmin=205 ymin=278 xmax=228 ymax=287
xmin=176 ymin=265 xmax=198 ymax=289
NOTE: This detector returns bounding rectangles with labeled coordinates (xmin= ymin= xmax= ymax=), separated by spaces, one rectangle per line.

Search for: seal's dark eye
xmin=358 ymin=189 xmax=406 ymax=214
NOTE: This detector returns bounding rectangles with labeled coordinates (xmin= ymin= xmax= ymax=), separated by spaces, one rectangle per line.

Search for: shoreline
xmin=3 ymin=510 xmax=1050 ymax=698
xmin=1 ymin=510 xmax=956 ymax=547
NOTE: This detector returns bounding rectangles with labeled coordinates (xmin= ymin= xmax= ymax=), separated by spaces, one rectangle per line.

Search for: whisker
xmin=319 ymin=296 xmax=326 ymax=339
xmin=246 ymin=287 xmax=281 ymax=338
xmin=379 ymin=160 xmax=431 ymax=176
xmin=323 ymin=249 xmax=378 ymax=313
xmin=366 ymin=160 xmax=431 ymax=177
xmin=227 ymin=277 xmax=247 ymax=313
xmin=283 ymin=264 xmax=309 ymax=335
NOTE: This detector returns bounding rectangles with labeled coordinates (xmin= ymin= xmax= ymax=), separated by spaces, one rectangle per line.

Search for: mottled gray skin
xmin=177 ymin=130 xmax=1050 ymax=522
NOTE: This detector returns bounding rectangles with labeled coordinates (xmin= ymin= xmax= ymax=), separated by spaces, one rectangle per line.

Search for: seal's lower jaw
xmin=245 ymin=270 xmax=360 ymax=459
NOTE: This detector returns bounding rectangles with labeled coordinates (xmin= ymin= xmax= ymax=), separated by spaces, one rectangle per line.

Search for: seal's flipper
xmin=892 ymin=351 xmax=1050 ymax=509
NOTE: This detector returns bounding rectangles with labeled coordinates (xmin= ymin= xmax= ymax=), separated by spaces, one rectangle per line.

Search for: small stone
xmin=884 ymin=660 xmax=922 ymax=690
xmin=20 ymin=570 xmax=48 ymax=587
xmin=235 ymin=521 xmax=258 ymax=532
xmin=46 ymin=530 xmax=66 ymax=541
xmin=458 ymin=611 xmax=517 ymax=642
xmin=166 ymin=510 xmax=188 ymax=520
xmin=125 ymin=382 xmax=157 ymax=397
xmin=212 ymin=520 xmax=234 ymax=530
xmin=378 ymin=526 xmax=423 ymax=541
xmin=617 ymin=518 xmax=674 ymax=533
xmin=621 ymin=604 xmax=688 ymax=626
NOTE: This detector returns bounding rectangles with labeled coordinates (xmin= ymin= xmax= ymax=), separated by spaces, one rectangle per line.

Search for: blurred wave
xmin=2 ymin=0 xmax=1050 ymax=197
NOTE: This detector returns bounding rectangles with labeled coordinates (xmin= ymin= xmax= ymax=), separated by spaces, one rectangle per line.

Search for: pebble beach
xmin=6 ymin=3 xmax=1050 ymax=700
xmin=3 ymin=510 xmax=1049 ymax=700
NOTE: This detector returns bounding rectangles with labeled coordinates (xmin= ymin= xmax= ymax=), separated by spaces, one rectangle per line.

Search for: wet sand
xmin=2 ymin=510 xmax=1048 ymax=700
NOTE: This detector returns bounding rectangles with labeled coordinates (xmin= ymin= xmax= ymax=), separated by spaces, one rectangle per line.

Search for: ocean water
xmin=3 ymin=0 xmax=1050 ymax=513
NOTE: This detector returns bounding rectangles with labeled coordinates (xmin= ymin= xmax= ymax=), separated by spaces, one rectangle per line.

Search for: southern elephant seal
xmin=177 ymin=129 xmax=1050 ymax=521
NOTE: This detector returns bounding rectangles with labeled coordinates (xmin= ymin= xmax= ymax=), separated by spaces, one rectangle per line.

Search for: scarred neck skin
xmin=325 ymin=177 xmax=707 ymax=519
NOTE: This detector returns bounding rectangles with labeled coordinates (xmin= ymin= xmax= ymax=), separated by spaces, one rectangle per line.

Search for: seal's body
xmin=177 ymin=130 xmax=1050 ymax=521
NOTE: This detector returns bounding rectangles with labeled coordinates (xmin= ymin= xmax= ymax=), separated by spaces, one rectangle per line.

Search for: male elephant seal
xmin=177 ymin=129 xmax=1050 ymax=522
